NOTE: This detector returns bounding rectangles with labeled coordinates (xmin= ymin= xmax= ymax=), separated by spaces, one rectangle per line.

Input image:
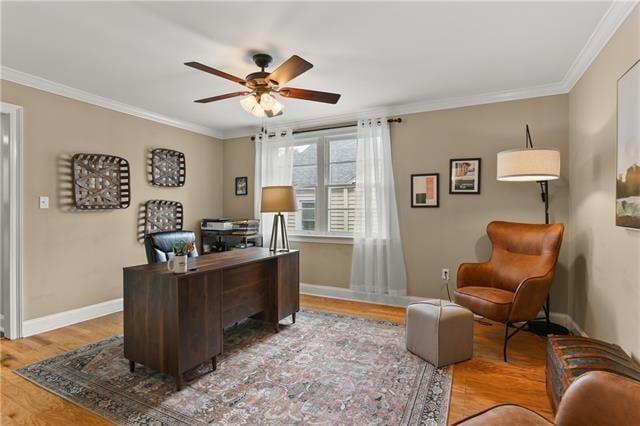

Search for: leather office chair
xmin=144 ymin=230 xmax=199 ymax=264
xmin=453 ymin=371 xmax=640 ymax=425
xmin=453 ymin=221 xmax=564 ymax=361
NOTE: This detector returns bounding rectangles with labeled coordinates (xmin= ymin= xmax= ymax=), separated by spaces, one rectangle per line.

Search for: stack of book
xmin=232 ymin=219 xmax=260 ymax=236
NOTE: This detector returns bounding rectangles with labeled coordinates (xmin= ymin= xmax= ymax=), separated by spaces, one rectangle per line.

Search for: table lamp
xmin=261 ymin=186 xmax=297 ymax=252
xmin=497 ymin=124 xmax=568 ymax=336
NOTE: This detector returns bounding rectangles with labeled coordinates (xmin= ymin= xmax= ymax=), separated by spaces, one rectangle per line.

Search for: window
xmin=287 ymin=130 xmax=358 ymax=235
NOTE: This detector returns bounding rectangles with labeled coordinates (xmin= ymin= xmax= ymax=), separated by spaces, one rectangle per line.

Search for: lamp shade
xmin=497 ymin=148 xmax=560 ymax=182
xmin=261 ymin=186 xmax=297 ymax=212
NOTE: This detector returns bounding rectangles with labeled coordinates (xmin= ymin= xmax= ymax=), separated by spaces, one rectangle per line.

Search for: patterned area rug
xmin=15 ymin=310 xmax=452 ymax=425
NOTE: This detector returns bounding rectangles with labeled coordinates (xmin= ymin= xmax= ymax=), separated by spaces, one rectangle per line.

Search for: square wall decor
xmin=72 ymin=153 xmax=131 ymax=210
xmin=151 ymin=148 xmax=186 ymax=187
xmin=144 ymin=200 xmax=184 ymax=235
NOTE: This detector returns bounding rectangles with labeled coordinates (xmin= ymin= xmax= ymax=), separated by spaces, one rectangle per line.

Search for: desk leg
xmin=292 ymin=312 xmax=296 ymax=324
xmin=274 ymin=322 xmax=280 ymax=333
xmin=211 ymin=356 xmax=217 ymax=371
xmin=129 ymin=360 xmax=135 ymax=373
xmin=176 ymin=374 xmax=183 ymax=391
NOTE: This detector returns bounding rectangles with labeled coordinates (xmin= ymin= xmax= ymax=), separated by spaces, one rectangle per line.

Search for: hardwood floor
xmin=0 ymin=294 xmax=552 ymax=425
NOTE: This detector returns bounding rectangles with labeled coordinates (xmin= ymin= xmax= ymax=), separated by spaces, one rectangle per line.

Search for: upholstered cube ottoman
xmin=406 ymin=299 xmax=473 ymax=367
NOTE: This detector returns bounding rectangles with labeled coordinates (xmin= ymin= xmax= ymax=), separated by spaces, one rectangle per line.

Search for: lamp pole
xmin=525 ymin=125 xmax=570 ymax=336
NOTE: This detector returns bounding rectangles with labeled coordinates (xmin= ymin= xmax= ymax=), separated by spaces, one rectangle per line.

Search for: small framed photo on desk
xmin=235 ymin=176 xmax=248 ymax=196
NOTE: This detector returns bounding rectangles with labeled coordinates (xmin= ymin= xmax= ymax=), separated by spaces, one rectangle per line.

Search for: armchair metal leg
xmin=503 ymin=324 xmax=510 ymax=362
xmin=503 ymin=322 xmax=528 ymax=362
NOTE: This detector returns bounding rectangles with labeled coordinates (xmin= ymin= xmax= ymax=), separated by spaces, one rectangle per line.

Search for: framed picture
xmin=235 ymin=176 xmax=248 ymax=196
xmin=616 ymin=59 xmax=640 ymax=229
xmin=411 ymin=173 xmax=439 ymax=207
xmin=449 ymin=158 xmax=481 ymax=194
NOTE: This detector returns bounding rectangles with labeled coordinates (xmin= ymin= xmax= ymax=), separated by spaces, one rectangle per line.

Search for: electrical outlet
xmin=441 ymin=268 xmax=450 ymax=281
xmin=39 ymin=196 xmax=49 ymax=209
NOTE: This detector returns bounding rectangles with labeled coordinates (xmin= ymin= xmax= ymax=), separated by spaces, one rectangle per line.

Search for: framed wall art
xmin=411 ymin=173 xmax=439 ymax=207
xmin=144 ymin=200 xmax=184 ymax=235
xmin=449 ymin=158 xmax=481 ymax=194
xmin=151 ymin=148 xmax=186 ymax=187
xmin=71 ymin=153 xmax=131 ymax=210
xmin=616 ymin=59 xmax=640 ymax=229
xmin=235 ymin=176 xmax=248 ymax=196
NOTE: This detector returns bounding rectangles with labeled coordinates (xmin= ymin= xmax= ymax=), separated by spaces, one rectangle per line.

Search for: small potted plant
xmin=167 ymin=241 xmax=195 ymax=273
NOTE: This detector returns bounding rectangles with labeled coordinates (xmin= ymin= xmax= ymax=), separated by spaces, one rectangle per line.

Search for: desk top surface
xmin=124 ymin=247 xmax=298 ymax=277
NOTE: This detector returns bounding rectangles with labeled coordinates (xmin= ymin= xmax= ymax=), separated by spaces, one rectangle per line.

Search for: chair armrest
xmin=555 ymin=371 xmax=640 ymax=426
xmin=508 ymin=273 xmax=552 ymax=322
xmin=457 ymin=262 xmax=493 ymax=289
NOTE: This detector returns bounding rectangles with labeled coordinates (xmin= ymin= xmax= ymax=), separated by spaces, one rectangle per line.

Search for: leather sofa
xmin=454 ymin=371 xmax=640 ymax=425
xmin=144 ymin=230 xmax=199 ymax=264
xmin=453 ymin=221 xmax=564 ymax=361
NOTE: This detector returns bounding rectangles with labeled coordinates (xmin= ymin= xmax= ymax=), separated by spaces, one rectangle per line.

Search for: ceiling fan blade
xmin=267 ymin=55 xmax=313 ymax=85
xmin=194 ymin=92 xmax=249 ymax=103
xmin=185 ymin=61 xmax=246 ymax=85
xmin=279 ymin=87 xmax=341 ymax=104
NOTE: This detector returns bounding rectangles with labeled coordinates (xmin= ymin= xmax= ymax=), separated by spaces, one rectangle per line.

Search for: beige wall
xmin=223 ymin=95 xmax=571 ymax=309
xmin=1 ymin=80 xmax=223 ymax=320
xmin=568 ymin=6 xmax=639 ymax=358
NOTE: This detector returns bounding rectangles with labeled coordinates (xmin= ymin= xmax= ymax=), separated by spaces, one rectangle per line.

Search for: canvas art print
xmin=450 ymin=158 xmax=481 ymax=194
xmin=411 ymin=173 xmax=439 ymax=207
xmin=616 ymin=59 xmax=640 ymax=229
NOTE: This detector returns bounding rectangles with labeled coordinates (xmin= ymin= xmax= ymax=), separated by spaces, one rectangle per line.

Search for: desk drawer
xmin=222 ymin=261 xmax=274 ymax=327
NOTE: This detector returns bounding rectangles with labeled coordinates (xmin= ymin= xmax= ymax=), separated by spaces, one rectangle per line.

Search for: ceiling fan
xmin=185 ymin=53 xmax=341 ymax=118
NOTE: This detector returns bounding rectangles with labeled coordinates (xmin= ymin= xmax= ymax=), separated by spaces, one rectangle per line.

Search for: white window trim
xmin=288 ymin=128 xmax=357 ymax=238
xmin=289 ymin=233 xmax=354 ymax=245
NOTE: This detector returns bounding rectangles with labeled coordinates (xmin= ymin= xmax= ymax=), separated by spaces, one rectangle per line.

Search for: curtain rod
xmin=250 ymin=118 xmax=402 ymax=141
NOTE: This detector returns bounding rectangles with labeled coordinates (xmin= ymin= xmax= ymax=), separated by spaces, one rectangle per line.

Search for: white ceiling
xmin=0 ymin=1 xmax=620 ymax=138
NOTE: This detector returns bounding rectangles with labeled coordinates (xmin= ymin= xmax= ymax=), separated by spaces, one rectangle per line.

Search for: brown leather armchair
xmin=453 ymin=371 xmax=640 ymax=425
xmin=453 ymin=221 xmax=564 ymax=361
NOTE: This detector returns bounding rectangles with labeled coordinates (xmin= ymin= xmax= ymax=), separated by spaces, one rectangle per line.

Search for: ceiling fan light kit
xmin=185 ymin=53 xmax=341 ymax=118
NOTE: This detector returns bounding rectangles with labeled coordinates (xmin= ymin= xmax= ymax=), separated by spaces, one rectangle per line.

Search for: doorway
xmin=1 ymin=103 xmax=23 ymax=339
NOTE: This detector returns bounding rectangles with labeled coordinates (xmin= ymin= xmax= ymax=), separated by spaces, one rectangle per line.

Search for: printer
xmin=201 ymin=218 xmax=233 ymax=231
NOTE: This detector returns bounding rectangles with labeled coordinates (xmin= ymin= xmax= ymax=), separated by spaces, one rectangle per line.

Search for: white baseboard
xmin=18 ymin=287 xmax=589 ymax=339
xmin=22 ymin=298 xmax=123 ymax=338
xmin=301 ymin=283 xmax=589 ymax=336
xmin=301 ymin=282 xmax=431 ymax=307
xmin=550 ymin=312 xmax=588 ymax=336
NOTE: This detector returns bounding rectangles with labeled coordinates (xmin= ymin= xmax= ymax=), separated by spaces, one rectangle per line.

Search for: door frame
xmin=1 ymin=102 xmax=23 ymax=339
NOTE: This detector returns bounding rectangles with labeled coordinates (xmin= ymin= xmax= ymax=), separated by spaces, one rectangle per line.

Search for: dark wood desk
xmin=123 ymin=248 xmax=299 ymax=389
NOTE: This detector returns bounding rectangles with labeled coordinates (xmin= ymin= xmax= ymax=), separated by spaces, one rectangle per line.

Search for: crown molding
xmin=560 ymin=1 xmax=638 ymax=91
xmin=0 ymin=66 xmax=223 ymax=139
xmin=221 ymin=80 xmax=568 ymax=139
xmin=221 ymin=2 xmax=639 ymax=140
xmin=3 ymin=2 xmax=634 ymax=141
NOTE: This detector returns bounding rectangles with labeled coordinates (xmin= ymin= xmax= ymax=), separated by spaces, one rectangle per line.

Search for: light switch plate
xmin=39 ymin=196 xmax=49 ymax=209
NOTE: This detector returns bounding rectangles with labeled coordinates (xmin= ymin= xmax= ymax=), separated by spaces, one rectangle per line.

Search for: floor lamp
xmin=261 ymin=185 xmax=297 ymax=252
xmin=497 ymin=124 xmax=569 ymax=336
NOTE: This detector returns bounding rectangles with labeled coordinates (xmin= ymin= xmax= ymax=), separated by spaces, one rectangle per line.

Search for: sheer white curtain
xmin=254 ymin=129 xmax=295 ymax=244
xmin=350 ymin=119 xmax=407 ymax=295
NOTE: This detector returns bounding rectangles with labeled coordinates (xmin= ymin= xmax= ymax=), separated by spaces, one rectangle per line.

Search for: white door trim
xmin=1 ymin=102 xmax=24 ymax=339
